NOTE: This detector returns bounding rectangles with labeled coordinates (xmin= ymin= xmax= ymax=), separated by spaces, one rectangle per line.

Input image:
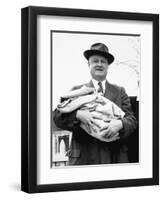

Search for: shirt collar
xmin=92 ymin=79 xmax=106 ymax=93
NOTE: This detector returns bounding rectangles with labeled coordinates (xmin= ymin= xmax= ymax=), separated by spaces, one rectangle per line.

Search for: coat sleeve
xmin=119 ymin=87 xmax=138 ymax=139
xmin=53 ymin=85 xmax=82 ymax=132
xmin=53 ymin=109 xmax=80 ymax=132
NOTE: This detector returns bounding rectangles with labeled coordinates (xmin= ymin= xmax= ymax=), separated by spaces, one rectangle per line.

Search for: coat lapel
xmin=85 ymin=80 xmax=94 ymax=88
xmin=104 ymin=81 xmax=117 ymax=102
xmin=85 ymin=80 xmax=117 ymax=102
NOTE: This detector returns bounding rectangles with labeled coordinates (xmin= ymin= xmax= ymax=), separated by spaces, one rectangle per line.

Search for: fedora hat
xmin=84 ymin=43 xmax=114 ymax=64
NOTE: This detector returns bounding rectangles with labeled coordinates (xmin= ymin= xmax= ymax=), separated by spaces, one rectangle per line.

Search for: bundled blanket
xmin=57 ymin=86 xmax=125 ymax=142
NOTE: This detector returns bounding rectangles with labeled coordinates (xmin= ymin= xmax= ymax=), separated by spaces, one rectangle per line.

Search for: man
xmin=53 ymin=43 xmax=137 ymax=165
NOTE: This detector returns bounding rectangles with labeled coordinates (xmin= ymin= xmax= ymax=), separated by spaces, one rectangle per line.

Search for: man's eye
xmin=92 ymin=60 xmax=98 ymax=63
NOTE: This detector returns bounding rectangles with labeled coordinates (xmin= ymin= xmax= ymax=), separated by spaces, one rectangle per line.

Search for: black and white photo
xmin=51 ymin=32 xmax=139 ymax=167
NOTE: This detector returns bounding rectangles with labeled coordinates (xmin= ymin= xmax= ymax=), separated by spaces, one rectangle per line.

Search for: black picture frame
xmin=21 ymin=6 xmax=159 ymax=193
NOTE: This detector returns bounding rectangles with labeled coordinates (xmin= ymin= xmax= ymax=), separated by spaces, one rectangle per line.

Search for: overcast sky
xmin=52 ymin=32 xmax=140 ymax=109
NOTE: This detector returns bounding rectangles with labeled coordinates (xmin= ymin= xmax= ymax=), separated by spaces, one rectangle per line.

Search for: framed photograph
xmin=21 ymin=6 xmax=159 ymax=193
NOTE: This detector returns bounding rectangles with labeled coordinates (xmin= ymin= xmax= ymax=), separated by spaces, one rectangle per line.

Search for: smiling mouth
xmin=95 ymin=67 xmax=104 ymax=71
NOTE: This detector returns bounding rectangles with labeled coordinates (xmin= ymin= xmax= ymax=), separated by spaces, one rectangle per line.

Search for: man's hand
xmin=100 ymin=119 xmax=123 ymax=138
xmin=76 ymin=110 xmax=101 ymax=130
xmin=76 ymin=110 xmax=95 ymax=126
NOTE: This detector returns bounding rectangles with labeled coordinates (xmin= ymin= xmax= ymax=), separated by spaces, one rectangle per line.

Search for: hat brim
xmin=84 ymin=50 xmax=114 ymax=64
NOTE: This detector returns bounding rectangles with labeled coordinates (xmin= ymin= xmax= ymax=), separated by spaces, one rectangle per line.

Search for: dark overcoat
xmin=53 ymin=81 xmax=137 ymax=165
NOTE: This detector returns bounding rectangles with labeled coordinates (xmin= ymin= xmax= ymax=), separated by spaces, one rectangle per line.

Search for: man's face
xmin=88 ymin=55 xmax=109 ymax=81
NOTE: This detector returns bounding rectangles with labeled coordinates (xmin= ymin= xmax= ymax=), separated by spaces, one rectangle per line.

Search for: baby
xmin=57 ymin=86 xmax=125 ymax=142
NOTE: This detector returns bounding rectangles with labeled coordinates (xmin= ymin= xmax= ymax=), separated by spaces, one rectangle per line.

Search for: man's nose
xmin=97 ymin=60 xmax=103 ymax=65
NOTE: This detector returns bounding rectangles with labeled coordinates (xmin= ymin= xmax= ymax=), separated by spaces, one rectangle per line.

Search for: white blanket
xmin=57 ymin=86 xmax=125 ymax=142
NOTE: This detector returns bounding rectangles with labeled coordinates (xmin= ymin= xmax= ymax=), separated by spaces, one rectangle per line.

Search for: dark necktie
xmin=97 ymin=82 xmax=104 ymax=95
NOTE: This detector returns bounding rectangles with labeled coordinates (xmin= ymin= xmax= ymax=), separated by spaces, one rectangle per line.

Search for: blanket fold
xmin=57 ymin=86 xmax=125 ymax=142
